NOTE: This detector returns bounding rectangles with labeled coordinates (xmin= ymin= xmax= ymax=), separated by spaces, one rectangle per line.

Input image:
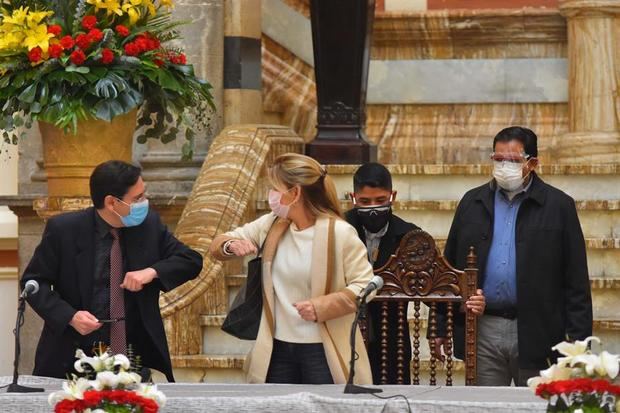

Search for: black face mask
xmin=356 ymin=204 xmax=392 ymax=233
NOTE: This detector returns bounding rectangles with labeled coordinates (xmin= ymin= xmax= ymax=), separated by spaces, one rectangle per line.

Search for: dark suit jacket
xmin=21 ymin=207 xmax=203 ymax=381
xmin=345 ymin=209 xmax=419 ymax=384
xmin=443 ymin=173 xmax=592 ymax=369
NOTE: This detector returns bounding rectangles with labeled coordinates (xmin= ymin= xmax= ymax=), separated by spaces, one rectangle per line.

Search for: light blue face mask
xmin=115 ymin=198 xmax=149 ymax=227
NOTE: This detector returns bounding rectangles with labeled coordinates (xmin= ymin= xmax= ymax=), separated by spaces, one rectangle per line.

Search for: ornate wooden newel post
xmin=305 ymin=0 xmax=377 ymax=164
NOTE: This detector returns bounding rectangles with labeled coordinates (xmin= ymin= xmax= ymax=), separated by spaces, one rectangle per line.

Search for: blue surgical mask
xmin=115 ymin=198 xmax=149 ymax=227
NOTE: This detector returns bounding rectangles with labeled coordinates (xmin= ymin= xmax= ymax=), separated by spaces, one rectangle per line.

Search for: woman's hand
xmin=227 ymin=239 xmax=258 ymax=257
xmin=293 ymin=300 xmax=317 ymax=322
xmin=465 ymin=289 xmax=485 ymax=315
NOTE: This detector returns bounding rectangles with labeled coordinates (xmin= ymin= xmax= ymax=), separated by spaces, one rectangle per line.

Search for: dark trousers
xmin=266 ymin=339 xmax=334 ymax=384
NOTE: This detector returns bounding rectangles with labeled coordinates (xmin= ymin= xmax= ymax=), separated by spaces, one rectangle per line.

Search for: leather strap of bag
xmin=325 ymin=217 xmax=335 ymax=295
xmin=256 ymin=216 xmax=279 ymax=258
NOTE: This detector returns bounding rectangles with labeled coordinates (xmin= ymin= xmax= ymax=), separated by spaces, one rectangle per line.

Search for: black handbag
xmin=221 ymin=220 xmax=276 ymax=340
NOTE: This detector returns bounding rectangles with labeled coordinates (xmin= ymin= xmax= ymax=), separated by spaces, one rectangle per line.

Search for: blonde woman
xmin=210 ymin=153 xmax=374 ymax=384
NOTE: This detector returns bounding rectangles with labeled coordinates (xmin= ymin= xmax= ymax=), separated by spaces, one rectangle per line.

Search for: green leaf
xmin=66 ymin=65 xmax=90 ymax=74
xmin=18 ymin=83 xmax=38 ymax=103
xmin=170 ymin=64 xmax=194 ymax=77
xmin=157 ymin=70 xmax=182 ymax=92
xmin=38 ymin=82 xmax=49 ymax=106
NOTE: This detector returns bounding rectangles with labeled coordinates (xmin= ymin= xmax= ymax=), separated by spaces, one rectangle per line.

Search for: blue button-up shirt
xmin=483 ymin=181 xmax=532 ymax=309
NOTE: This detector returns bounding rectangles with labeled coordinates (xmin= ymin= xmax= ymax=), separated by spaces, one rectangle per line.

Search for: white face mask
xmin=493 ymin=161 xmax=528 ymax=192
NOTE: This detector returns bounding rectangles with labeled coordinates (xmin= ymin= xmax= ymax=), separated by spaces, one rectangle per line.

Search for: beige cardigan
xmin=210 ymin=213 xmax=374 ymax=384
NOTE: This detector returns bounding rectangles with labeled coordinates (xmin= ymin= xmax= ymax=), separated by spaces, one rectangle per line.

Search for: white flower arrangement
xmin=49 ymin=348 xmax=166 ymax=413
xmin=528 ymin=336 xmax=620 ymax=413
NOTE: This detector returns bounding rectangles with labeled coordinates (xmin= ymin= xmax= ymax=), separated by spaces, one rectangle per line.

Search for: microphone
xmin=9 ymin=279 xmax=44 ymax=393
xmin=20 ymin=280 xmax=39 ymax=298
xmin=359 ymin=276 xmax=384 ymax=298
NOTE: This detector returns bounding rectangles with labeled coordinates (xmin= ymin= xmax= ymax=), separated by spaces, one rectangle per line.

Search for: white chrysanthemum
xmin=526 ymin=364 xmax=573 ymax=390
xmin=74 ymin=349 xmax=111 ymax=373
xmin=48 ymin=377 xmax=91 ymax=405
xmin=95 ymin=371 xmax=121 ymax=388
xmin=553 ymin=337 xmax=599 ymax=358
xmin=112 ymin=354 xmax=131 ymax=371
xmin=137 ymin=383 xmax=167 ymax=407
xmin=117 ymin=371 xmax=142 ymax=386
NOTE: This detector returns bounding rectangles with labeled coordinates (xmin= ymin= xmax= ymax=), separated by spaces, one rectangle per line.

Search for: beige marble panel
xmin=224 ymin=90 xmax=263 ymax=125
xmin=367 ymin=103 xmax=568 ymax=164
xmin=558 ymin=0 xmax=620 ymax=162
xmin=225 ymin=0 xmax=261 ymax=38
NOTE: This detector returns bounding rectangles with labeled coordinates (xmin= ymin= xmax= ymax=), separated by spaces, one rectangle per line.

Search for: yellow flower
xmin=87 ymin=0 xmax=123 ymax=16
xmin=23 ymin=23 xmax=53 ymax=53
xmin=121 ymin=2 xmax=142 ymax=25
xmin=2 ymin=6 xmax=29 ymax=26
xmin=160 ymin=0 xmax=174 ymax=8
xmin=0 ymin=7 xmax=53 ymax=52
xmin=25 ymin=10 xmax=53 ymax=27
xmin=123 ymin=0 xmax=156 ymax=18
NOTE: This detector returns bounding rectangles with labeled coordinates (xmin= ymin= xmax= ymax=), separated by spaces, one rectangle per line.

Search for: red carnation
xmin=48 ymin=43 xmax=64 ymax=58
xmin=75 ymin=34 xmax=92 ymax=50
xmin=81 ymin=15 xmax=97 ymax=30
xmin=101 ymin=48 xmax=115 ymax=64
xmin=60 ymin=35 xmax=75 ymax=49
xmin=88 ymin=28 xmax=104 ymax=43
xmin=47 ymin=24 xmax=62 ymax=37
xmin=27 ymin=47 xmax=42 ymax=63
xmin=170 ymin=52 xmax=186 ymax=65
xmin=148 ymin=37 xmax=161 ymax=51
xmin=124 ymin=42 xmax=141 ymax=57
xmin=134 ymin=36 xmax=149 ymax=53
xmin=115 ymin=24 xmax=130 ymax=37
xmin=70 ymin=49 xmax=86 ymax=65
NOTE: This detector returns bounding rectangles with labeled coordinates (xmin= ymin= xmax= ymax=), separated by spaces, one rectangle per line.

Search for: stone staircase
xmin=168 ymin=163 xmax=620 ymax=384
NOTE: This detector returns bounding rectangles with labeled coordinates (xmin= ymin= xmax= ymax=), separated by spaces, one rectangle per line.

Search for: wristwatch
xmin=222 ymin=239 xmax=235 ymax=256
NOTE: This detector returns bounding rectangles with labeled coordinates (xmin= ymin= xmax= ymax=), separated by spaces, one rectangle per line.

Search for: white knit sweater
xmin=271 ymin=223 xmax=322 ymax=343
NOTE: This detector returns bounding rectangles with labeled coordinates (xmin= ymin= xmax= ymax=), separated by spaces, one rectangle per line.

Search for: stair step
xmin=201 ymin=315 xmax=227 ymax=326
xmin=171 ymin=354 xmax=463 ymax=372
xmin=225 ymin=273 xmax=246 ymax=288
xmin=257 ymin=199 xmax=620 ymax=212
xmin=594 ymin=319 xmax=620 ymax=331
xmin=325 ymin=164 xmax=620 ymax=176
xmin=171 ymin=354 xmax=245 ymax=370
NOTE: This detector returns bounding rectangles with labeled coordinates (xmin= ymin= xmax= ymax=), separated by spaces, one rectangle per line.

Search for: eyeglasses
xmin=490 ymin=152 xmax=531 ymax=164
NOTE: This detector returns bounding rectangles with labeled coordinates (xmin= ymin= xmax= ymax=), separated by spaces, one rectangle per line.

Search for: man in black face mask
xmin=345 ymin=163 xmax=419 ymax=384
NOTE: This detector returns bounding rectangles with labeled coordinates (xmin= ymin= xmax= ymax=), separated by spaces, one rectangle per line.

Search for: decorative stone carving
xmin=159 ymin=125 xmax=304 ymax=356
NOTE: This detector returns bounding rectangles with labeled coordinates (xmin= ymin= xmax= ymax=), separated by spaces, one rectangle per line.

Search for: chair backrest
xmin=369 ymin=229 xmax=478 ymax=386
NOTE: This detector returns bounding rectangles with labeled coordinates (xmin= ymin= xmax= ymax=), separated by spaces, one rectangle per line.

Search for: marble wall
xmin=262 ymin=0 xmax=573 ymax=164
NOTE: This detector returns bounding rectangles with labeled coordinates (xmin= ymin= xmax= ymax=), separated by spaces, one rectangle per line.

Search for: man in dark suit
xmin=433 ymin=127 xmax=593 ymax=386
xmin=21 ymin=160 xmax=203 ymax=381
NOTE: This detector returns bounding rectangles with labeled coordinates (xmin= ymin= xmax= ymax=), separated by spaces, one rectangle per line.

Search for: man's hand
xmin=430 ymin=337 xmax=447 ymax=362
xmin=69 ymin=311 xmax=102 ymax=336
xmin=465 ymin=289 xmax=485 ymax=315
xmin=121 ymin=267 xmax=158 ymax=292
xmin=227 ymin=240 xmax=258 ymax=257
xmin=293 ymin=301 xmax=317 ymax=322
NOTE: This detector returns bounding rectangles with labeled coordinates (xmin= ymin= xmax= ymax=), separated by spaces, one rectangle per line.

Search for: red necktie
xmin=109 ymin=228 xmax=126 ymax=354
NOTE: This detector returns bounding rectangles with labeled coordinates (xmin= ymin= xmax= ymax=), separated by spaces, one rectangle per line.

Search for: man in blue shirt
xmin=433 ymin=126 xmax=592 ymax=386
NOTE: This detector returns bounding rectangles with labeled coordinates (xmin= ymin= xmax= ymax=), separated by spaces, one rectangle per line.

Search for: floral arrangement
xmin=0 ymin=0 xmax=215 ymax=159
xmin=49 ymin=347 xmax=166 ymax=413
xmin=528 ymin=336 xmax=620 ymax=413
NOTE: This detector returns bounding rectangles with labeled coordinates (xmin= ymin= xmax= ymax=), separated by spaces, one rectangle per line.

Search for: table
xmin=0 ymin=376 xmax=547 ymax=412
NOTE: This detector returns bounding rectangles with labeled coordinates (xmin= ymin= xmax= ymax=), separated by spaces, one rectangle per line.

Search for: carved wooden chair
xmin=365 ymin=229 xmax=478 ymax=386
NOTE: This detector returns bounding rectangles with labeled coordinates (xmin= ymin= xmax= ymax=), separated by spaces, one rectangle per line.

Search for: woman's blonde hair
xmin=268 ymin=153 xmax=342 ymax=219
